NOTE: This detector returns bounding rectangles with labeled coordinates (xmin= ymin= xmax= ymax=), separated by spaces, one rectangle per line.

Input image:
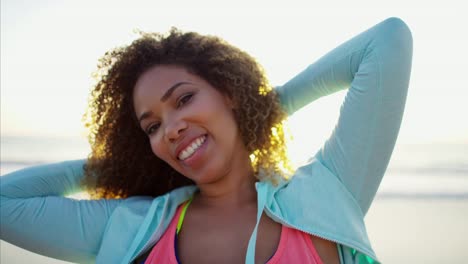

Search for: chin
xmin=189 ymin=168 xmax=225 ymax=185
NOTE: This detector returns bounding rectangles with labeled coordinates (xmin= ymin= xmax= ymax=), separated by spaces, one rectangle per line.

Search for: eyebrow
xmin=160 ymin=81 xmax=192 ymax=102
xmin=138 ymin=81 xmax=192 ymax=124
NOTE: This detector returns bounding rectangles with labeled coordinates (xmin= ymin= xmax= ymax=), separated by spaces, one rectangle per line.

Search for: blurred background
xmin=1 ymin=0 xmax=467 ymax=263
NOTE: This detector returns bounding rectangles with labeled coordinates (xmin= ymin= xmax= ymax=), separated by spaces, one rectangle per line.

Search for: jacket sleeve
xmin=0 ymin=159 xmax=122 ymax=263
xmin=276 ymin=17 xmax=413 ymax=215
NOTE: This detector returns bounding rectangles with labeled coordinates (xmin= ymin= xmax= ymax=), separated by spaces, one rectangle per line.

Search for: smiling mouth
xmin=178 ymin=135 xmax=207 ymax=161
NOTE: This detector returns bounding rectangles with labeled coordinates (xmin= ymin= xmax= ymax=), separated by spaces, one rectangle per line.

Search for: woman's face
xmin=133 ymin=65 xmax=248 ymax=184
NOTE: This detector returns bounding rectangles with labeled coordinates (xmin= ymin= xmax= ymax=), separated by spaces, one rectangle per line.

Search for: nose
xmin=164 ymin=118 xmax=188 ymax=142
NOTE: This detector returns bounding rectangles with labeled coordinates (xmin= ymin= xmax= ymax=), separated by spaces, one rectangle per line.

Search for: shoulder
xmin=97 ymin=186 xmax=197 ymax=262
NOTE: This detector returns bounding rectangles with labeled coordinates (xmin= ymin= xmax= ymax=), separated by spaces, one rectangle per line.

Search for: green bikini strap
xmin=176 ymin=197 xmax=194 ymax=235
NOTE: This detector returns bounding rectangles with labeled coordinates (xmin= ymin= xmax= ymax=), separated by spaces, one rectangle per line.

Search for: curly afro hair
xmin=82 ymin=28 xmax=291 ymax=199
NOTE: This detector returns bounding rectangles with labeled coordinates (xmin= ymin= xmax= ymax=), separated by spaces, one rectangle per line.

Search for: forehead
xmin=134 ymin=66 xmax=194 ymax=97
xmin=133 ymin=66 xmax=193 ymax=108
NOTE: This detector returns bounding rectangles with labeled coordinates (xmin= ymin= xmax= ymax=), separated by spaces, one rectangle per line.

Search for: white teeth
xmin=178 ymin=136 xmax=206 ymax=160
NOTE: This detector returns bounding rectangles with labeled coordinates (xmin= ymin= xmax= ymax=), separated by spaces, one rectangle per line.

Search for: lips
xmin=175 ymin=135 xmax=207 ymax=161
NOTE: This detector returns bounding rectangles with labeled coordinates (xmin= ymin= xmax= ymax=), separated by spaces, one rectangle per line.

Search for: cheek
xmin=149 ymin=137 xmax=167 ymax=161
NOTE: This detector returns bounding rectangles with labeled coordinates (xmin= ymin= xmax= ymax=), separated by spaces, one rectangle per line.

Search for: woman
xmin=0 ymin=17 xmax=412 ymax=264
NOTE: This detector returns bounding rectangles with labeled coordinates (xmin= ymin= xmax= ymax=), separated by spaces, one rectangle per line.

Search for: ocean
xmin=2 ymin=135 xmax=467 ymax=199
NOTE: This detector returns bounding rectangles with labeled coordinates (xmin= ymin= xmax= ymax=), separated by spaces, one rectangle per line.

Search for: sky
xmin=1 ymin=0 xmax=467 ymax=155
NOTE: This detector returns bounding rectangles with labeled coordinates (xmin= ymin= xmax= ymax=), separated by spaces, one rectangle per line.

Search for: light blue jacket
xmin=0 ymin=17 xmax=412 ymax=264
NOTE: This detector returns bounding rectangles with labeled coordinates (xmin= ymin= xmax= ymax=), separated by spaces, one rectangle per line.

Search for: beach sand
xmin=365 ymin=198 xmax=468 ymax=263
xmin=2 ymin=199 xmax=468 ymax=263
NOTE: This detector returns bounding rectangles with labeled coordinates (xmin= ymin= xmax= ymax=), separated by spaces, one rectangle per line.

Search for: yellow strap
xmin=176 ymin=197 xmax=193 ymax=235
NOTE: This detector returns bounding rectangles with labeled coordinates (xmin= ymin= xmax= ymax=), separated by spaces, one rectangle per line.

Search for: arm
xmin=0 ymin=160 xmax=122 ymax=263
xmin=276 ymin=17 xmax=413 ymax=215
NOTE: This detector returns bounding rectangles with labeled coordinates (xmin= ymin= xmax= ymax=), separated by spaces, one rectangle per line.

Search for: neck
xmin=194 ymin=152 xmax=257 ymax=208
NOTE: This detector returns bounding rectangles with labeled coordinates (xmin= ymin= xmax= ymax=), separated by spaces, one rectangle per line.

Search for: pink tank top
xmin=145 ymin=201 xmax=324 ymax=264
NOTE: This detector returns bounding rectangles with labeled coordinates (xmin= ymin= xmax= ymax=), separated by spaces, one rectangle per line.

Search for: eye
xmin=177 ymin=93 xmax=194 ymax=108
xmin=145 ymin=123 xmax=161 ymax=135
